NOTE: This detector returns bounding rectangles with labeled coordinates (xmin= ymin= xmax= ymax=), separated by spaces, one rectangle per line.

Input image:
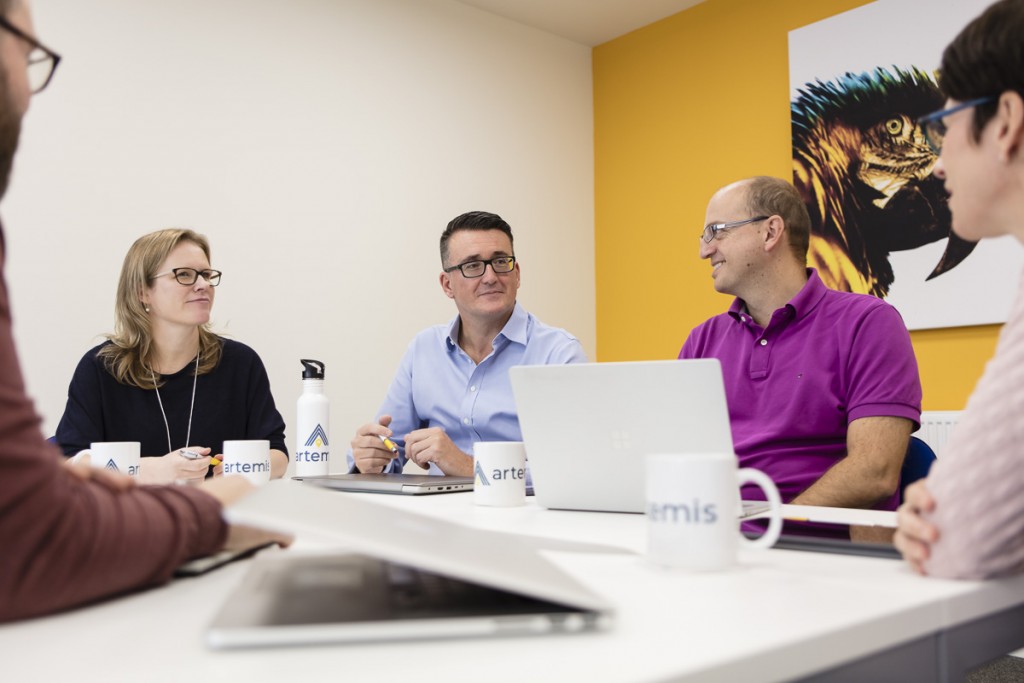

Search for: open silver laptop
xmin=511 ymin=359 xmax=756 ymax=515
xmin=297 ymin=472 xmax=474 ymax=495
xmin=206 ymin=482 xmax=612 ymax=648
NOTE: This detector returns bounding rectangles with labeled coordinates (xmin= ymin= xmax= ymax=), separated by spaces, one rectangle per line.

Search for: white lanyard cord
xmin=152 ymin=353 xmax=199 ymax=454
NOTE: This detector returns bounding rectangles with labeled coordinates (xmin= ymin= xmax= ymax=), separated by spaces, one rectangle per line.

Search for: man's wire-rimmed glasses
xmin=0 ymin=15 xmax=61 ymax=94
xmin=153 ymin=268 xmax=223 ymax=287
xmin=918 ymin=97 xmax=997 ymax=154
xmin=701 ymin=216 xmax=769 ymax=243
xmin=443 ymin=256 xmax=516 ymax=278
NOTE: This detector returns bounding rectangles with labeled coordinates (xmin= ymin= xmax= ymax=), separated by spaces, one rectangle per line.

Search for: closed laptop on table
xmin=297 ymin=472 xmax=474 ymax=495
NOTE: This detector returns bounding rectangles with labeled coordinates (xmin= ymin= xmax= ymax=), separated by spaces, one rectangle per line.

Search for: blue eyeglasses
xmin=918 ymin=97 xmax=997 ymax=154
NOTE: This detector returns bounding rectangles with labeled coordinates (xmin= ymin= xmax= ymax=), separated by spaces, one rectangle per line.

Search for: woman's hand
xmin=138 ymin=446 xmax=213 ymax=485
xmin=894 ymin=480 xmax=939 ymax=575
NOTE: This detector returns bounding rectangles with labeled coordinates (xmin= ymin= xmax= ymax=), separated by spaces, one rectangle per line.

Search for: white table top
xmin=3 ymin=485 xmax=1022 ymax=683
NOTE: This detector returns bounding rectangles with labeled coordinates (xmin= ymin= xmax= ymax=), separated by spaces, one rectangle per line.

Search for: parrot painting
xmin=791 ymin=66 xmax=976 ymax=297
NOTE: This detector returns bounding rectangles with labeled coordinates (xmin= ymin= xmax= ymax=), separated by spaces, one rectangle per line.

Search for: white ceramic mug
xmin=221 ymin=440 xmax=272 ymax=486
xmin=74 ymin=441 xmax=141 ymax=477
xmin=473 ymin=441 xmax=527 ymax=507
xmin=645 ymin=452 xmax=783 ymax=571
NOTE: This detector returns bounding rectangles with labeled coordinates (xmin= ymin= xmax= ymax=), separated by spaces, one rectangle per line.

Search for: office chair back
xmin=900 ymin=436 xmax=937 ymax=502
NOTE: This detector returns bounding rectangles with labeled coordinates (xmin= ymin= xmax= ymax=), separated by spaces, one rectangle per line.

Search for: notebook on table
xmin=296 ymin=472 xmax=474 ymax=495
xmin=510 ymin=359 xmax=764 ymax=516
xmin=206 ymin=481 xmax=612 ymax=648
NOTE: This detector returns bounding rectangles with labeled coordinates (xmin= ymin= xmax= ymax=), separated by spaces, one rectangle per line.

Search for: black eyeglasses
xmin=701 ymin=216 xmax=769 ymax=243
xmin=0 ymin=16 xmax=61 ymax=94
xmin=153 ymin=268 xmax=223 ymax=287
xmin=443 ymin=256 xmax=516 ymax=278
xmin=918 ymin=97 xmax=996 ymax=154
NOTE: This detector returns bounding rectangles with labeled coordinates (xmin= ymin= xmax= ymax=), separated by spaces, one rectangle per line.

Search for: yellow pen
xmin=378 ymin=434 xmax=400 ymax=456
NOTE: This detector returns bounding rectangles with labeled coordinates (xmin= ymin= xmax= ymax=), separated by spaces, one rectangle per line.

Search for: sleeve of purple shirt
xmin=842 ymin=304 xmax=922 ymax=427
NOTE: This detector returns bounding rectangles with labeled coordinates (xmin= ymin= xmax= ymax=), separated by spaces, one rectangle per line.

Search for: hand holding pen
xmin=141 ymin=447 xmax=212 ymax=485
xmin=351 ymin=415 xmax=403 ymax=474
xmin=176 ymin=447 xmax=220 ymax=482
xmin=179 ymin=448 xmax=221 ymax=467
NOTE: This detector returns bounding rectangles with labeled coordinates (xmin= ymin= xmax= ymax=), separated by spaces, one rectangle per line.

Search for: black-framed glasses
xmin=0 ymin=16 xmax=61 ymax=94
xmin=918 ymin=97 xmax=997 ymax=154
xmin=443 ymin=255 xmax=516 ymax=278
xmin=702 ymin=216 xmax=769 ymax=243
xmin=153 ymin=268 xmax=223 ymax=287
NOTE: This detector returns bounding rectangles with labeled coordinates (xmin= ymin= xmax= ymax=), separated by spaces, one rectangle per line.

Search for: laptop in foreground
xmin=206 ymin=481 xmax=612 ymax=648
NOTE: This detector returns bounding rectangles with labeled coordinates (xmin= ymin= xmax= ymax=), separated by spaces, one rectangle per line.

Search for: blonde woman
xmin=56 ymin=229 xmax=288 ymax=484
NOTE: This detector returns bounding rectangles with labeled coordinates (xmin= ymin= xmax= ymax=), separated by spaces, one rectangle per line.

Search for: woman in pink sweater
xmin=895 ymin=0 xmax=1024 ymax=579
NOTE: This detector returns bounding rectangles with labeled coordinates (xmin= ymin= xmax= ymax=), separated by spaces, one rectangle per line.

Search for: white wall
xmin=3 ymin=0 xmax=595 ymax=469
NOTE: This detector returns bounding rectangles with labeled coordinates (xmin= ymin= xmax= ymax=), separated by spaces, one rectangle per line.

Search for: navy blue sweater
xmin=56 ymin=338 xmax=288 ymax=459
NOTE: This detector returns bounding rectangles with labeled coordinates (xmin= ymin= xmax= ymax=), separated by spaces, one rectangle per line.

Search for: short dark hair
xmin=743 ymin=176 xmax=811 ymax=262
xmin=439 ymin=211 xmax=514 ymax=268
xmin=940 ymin=0 xmax=1024 ymax=142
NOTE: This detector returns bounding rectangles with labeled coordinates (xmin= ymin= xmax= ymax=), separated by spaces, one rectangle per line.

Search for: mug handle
xmin=736 ymin=467 xmax=783 ymax=550
xmin=69 ymin=450 xmax=92 ymax=466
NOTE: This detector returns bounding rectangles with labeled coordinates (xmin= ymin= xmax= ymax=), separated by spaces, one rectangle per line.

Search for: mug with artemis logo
xmin=646 ymin=451 xmax=783 ymax=571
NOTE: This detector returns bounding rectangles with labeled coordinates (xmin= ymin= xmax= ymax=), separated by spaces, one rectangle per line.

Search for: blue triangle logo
xmin=304 ymin=424 xmax=329 ymax=448
xmin=474 ymin=460 xmax=490 ymax=487
xmin=104 ymin=459 xmax=120 ymax=473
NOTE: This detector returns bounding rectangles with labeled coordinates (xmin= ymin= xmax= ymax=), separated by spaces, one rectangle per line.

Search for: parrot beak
xmin=927 ymin=232 xmax=979 ymax=280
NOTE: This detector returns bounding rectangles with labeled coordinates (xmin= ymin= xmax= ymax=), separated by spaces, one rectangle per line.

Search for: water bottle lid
xmin=300 ymin=359 xmax=325 ymax=380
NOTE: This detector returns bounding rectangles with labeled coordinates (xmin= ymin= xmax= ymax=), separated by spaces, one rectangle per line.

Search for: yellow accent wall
xmin=593 ymin=0 xmax=1000 ymax=410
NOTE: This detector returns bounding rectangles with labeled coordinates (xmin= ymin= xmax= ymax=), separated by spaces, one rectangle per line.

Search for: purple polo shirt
xmin=680 ymin=269 xmax=921 ymax=514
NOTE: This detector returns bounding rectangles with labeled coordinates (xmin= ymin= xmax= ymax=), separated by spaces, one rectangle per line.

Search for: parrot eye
xmin=885 ymin=117 xmax=904 ymax=135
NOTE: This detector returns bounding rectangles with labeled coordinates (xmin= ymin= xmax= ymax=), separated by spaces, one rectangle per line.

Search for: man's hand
xmin=198 ymin=477 xmax=294 ymax=553
xmin=405 ymin=427 xmax=472 ymax=476
xmin=351 ymin=415 xmax=404 ymax=473
xmin=199 ymin=474 xmax=255 ymax=507
xmin=222 ymin=523 xmax=294 ymax=554
xmin=894 ymin=480 xmax=939 ymax=575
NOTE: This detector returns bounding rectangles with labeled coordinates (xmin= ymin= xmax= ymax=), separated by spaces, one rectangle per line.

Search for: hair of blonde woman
xmin=97 ymin=228 xmax=222 ymax=389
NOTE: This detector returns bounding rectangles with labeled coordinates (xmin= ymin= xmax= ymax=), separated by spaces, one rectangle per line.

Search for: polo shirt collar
xmin=445 ymin=301 xmax=527 ymax=351
xmin=727 ymin=268 xmax=826 ymax=325
xmin=787 ymin=268 xmax=827 ymax=322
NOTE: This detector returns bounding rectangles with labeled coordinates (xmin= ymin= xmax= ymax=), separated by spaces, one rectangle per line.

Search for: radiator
xmin=918 ymin=410 xmax=963 ymax=457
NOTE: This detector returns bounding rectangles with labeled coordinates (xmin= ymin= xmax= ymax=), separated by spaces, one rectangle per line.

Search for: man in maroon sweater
xmin=0 ymin=0 xmax=290 ymax=622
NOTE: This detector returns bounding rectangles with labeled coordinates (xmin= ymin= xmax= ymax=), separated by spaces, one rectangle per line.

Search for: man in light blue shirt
xmin=348 ymin=211 xmax=586 ymax=476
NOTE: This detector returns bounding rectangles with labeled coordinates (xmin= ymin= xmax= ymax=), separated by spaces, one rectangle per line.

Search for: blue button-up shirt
xmin=348 ymin=302 xmax=586 ymax=474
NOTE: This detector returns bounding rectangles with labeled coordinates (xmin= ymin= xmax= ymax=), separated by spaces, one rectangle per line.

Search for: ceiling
xmin=453 ymin=0 xmax=707 ymax=47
